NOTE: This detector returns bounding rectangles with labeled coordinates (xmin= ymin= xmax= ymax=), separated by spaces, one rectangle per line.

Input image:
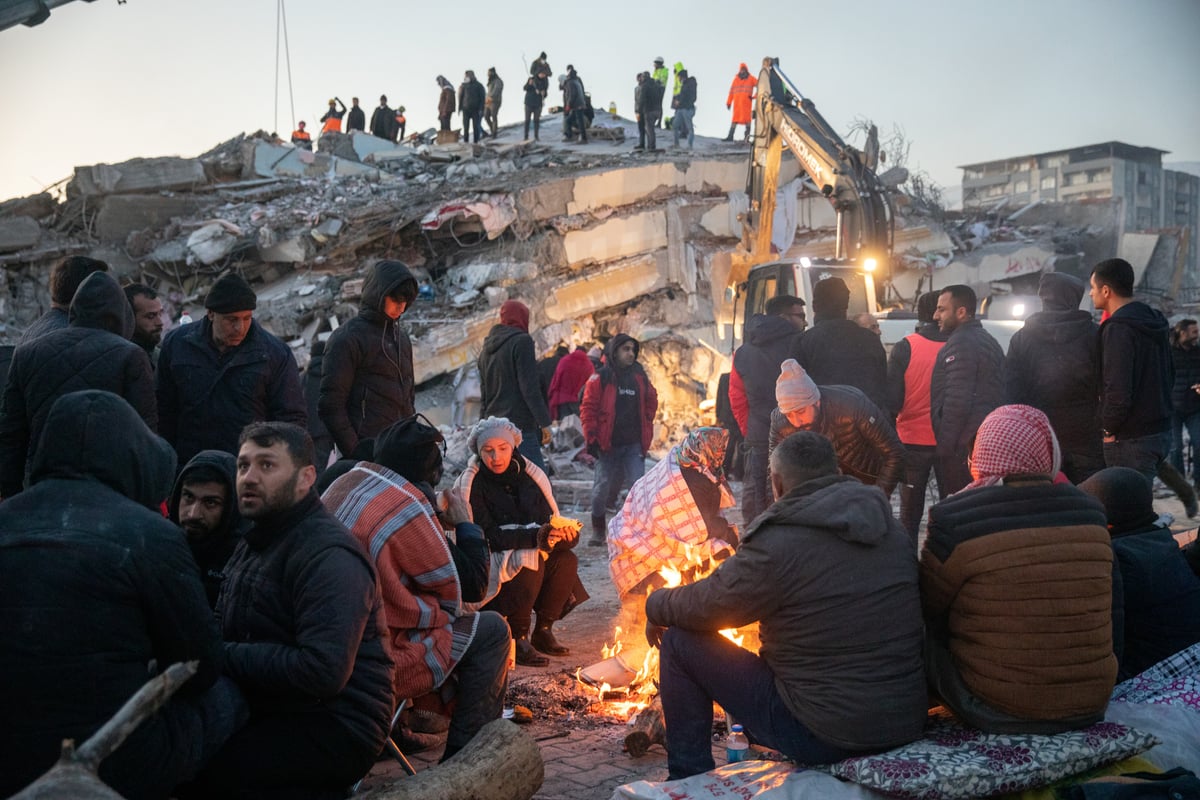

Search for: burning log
xmin=624 ymin=695 xmax=667 ymax=757
xmin=361 ymin=718 xmax=544 ymax=800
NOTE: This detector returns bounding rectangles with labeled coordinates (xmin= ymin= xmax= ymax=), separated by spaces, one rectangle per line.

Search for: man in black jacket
xmin=124 ymin=283 xmax=164 ymax=366
xmin=369 ymin=95 xmax=394 ymax=141
xmin=459 ymin=70 xmax=486 ymax=143
xmin=672 ymin=69 xmax=697 ymax=149
xmin=346 ymin=96 xmax=366 ymax=134
xmin=1170 ymin=318 xmax=1200 ymax=489
xmin=1004 ymin=272 xmax=1104 ymax=484
xmin=564 ymin=68 xmax=588 ymax=143
xmin=319 ymin=260 xmax=417 ymax=459
xmin=1090 ymin=258 xmax=1173 ymax=483
xmin=792 ymin=277 xmax=888 ymax=414
xmin=930 ymin=284 xmax=1004 ymax=495
xmin=169 ymin=449 xmax=243 ymax=609
xmin=157 ymin=272 xmax=307 ymax=467
xmin=0 ymin=390 xmax=244 ymax=800
xmin=18 ymin=255 xmax=108 ymax=346
xmin=0 ymin=271 xmax=156 ymax=497
xmin=478 ymin=299 xmax=551 ymax=471
xmin=190 ymin=422 xmax=393 ymax=797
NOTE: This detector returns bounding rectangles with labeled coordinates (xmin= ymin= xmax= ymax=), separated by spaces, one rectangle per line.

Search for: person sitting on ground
xmin=168 ymin=449 xmax=243 ymax=609
xmin=1079 ymin=466 xmax=1200 ymax=680
xmin=922 ymin=404 xmax=1117 ymax=734
xmin=323 ymin=415 xmax=510 ymax=762
xmin=455 ymin=417 xmax=588 ymax=666
xmin=645 ymin=430 xmax=926 ymax=779
xmin=768 ymin=359 xmax=905 ymax=495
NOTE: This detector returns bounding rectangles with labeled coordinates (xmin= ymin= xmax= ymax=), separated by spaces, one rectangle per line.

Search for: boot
xmin=723 ymin=124 xmax=735 ymax=142
xmin=588 ymin=515 xmax=607 ymax=547
xmin=1158 ymin=460 xmax=1198 ymax=518
xmin=515 ymin=638 xmax=549 ymax=666
xmin=531 ymin=620 xmax=570 ymax=656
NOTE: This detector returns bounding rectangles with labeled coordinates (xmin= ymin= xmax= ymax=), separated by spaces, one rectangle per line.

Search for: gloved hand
xmin=726 ymin=103 xmax=731 ymax=110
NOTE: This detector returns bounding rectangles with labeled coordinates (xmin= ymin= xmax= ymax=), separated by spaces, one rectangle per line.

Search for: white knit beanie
xmin=467 ymin=416 xmax=523 ymax=455
xmin=775 ymin=359 xmax=821 ymax=412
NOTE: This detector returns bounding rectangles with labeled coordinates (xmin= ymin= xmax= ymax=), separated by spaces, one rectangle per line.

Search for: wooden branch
xmin=624 ymin=695 xmax=666 ymax=758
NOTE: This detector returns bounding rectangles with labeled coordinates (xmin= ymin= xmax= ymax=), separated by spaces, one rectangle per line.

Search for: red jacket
xmin=581 ymin=367 xmax=658 ymax=453
xmin=547 ymin=349 xmax=594 ymax=419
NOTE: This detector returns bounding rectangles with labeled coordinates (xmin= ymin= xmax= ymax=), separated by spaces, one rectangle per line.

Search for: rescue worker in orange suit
xmin=394 ymin=106 xmax=407 ymax=143
xmin=320 ymin=97 xmax=346 ymax=135
xmin=724 ymin=63 xmax=756 ymax=142
xmin=290 ymin=121 xmax=312 ymax=151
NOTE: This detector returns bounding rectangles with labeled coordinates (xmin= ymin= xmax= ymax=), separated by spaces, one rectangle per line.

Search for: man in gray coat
xmin=646 ymin=430 xmax=926 ymax=779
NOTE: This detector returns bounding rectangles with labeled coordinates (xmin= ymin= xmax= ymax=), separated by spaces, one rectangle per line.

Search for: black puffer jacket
xmin=467 ymin=453 xmax=554 ymax=551
xmin=1005 ymin=309 xmax=1102 ymax=470
xmin=0 ymin=272 xmax=156 ymax=497
xmin=17 ymin=307 xmax=68 ymax=346
xmin=792 ymin=317 xmax=889 ymax=414
xmin=930 ymin=319 xmax=1005 ymax=460
xmin=478 ymin=324 xmax=551 ymax=433
xmin=169 ymin=449 xmax=242 ymax=609
xmin=768 ymin=385 xmax=905 ymax=494
xmin=1171 ymin=344 xmax=1200 ymax=416
xmin=0 ymin=390 xmax=221 ymax=799
xmin=734 ymin=314 xmax=798 ymax=444
xmin=157 ymin=316 xmax=306 ymax=467
xmin=218 ymin=491 xmax=393 ymax=754
xmin=459 ymin=77 xmax=486 ymax=114
xmin=318 ymin=261 xmax=417 ymax=456
xmin=1100 ymin=302 xmax=1172 ymax=440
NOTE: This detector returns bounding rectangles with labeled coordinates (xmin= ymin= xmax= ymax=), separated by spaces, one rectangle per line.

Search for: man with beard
xmin=124 ymin=283 xmax=164 ymax=367
xmin=168 ymin=450 xmax=242 ymax=609
xmin=188 ymin=422 xmax=393 ymax=798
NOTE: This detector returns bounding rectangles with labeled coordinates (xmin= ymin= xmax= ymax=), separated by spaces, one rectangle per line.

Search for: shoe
xmin=515 ymin=639 xmax=549 ymax=666
xmin=587 ymin=533 xmax=607 ymax=548
xmin=531 ymin=625 xmax=570 ymax=656
xmin=722 ymin=135 xmax=734 ymax=142
xmin=633 ymin=144 xmax=645 ymax=150
xmin=1187 ymin=495 xmax=1198 ymax=519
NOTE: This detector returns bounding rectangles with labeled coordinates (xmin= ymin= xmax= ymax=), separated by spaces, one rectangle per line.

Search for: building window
xmin=1091 ymin=168 xmax=1111 ymax=183
xmin=1040 ymin=175 xmax=1057 ymax=190
xmin=1014 ymin=180 xmax=1029 ymax=193
xmin=1042 ymin=155 xmax=1067 ymax=169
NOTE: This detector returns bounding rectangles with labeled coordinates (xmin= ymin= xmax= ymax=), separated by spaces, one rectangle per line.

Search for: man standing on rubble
xmin=651 ymin=57 xmax=669 ymax=126
xmin=370 ymin=95 xmax=394 ymax=141
xmin=564 ymin=68 xmax=588 ymax=144
xmin=581 ymin=333 xmax=659 ymax=546
xmin=319 ymin=260 xmax=418 ymax=460
xmin=18 ymin=255 xmax=108 ymax=346
xmin=437 ymin=76 xmax=456 ymax=132
xmin=523 ymin=75 xmax=543 ymax=141
xmin=724 ymin=62 xmax=756 ymax=142
xmin=346 ymin=96 xmax=365 ymax=134
xmin=478 ymin=300 xmax=552 ymax=471
xmin=156 ymin=272 xmax=307 ymax=467
xmin=645 ymin=430 xmax=926 ymax=779
xmin=459 ymin=70 xmax=486 ymax=144
xmin=635 ymin=72 xmax=663 ymax=152
xmin=485 ymin=67 xmax=504 ymax=139
xmin=672 ymin=69 xmax=696 ymax=150
xmin=320 ymin=97 xmax=346 ymax=136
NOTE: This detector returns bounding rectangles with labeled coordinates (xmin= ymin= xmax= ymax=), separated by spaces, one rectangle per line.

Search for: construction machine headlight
xmin=799 ymin=257 xmax=812 ymax=268
xmin=1012 ymin=303 xmax=1026 ymax=318
xmin=863 ymin=258 xmax=877 ymax=272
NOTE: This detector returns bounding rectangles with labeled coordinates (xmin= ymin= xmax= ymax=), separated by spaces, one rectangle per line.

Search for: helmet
xmin=328 ymin=98 xmax=336 ymax=105
xmin=398 ymin=105 xmax=406 ymax=113
xmin=654 ymin=56 xmax=664 ymax=65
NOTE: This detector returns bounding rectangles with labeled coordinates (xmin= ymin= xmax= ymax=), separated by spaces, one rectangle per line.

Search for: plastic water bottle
xmin=725 ymin=724 xmax=749 ymax=763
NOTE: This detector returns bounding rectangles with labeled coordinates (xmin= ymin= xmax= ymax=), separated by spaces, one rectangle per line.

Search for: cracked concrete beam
xmin=563 ymin=211 xmax=667 ymax=266
xmin=411 ymin=311 xmax=496 ymax=385
xmin=542 ymin=253 xmax=665 ymax=322
xmin=70 ymin=157 xmax=207 ymax=197
xmin=566 ymin=160 xmax=748 ymax=216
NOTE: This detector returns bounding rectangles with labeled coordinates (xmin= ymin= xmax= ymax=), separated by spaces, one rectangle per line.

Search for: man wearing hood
xmin=18 ymin=255 xmax=108 ymax=346
xmin=0 ymin=271 xmax=156 ymax=498
xmin=156 ymin=272 xmax=306 ymax=468
xmin=1005 ymin=272 xmax=1104 ymax=484
xmin=437 ymin=76 xmax=455 ymax=132
xmin=724 ymin=62 xmax=756 ymax=142
xmin=581 ymin=333 xmax=659 ymax=545
xmin=169 ymin=449 xmax=243 ymax=609
xmin=730 ymin=295 xmax=807 ymax=525
xmin=1090 ymin=258 xmax=1173 ymax=483
xmin=319 ymin=260 xmax=418 ymax=459
xmin=478 ymin=300 xmax=552 ymax=471
xmin=646 ymin=431 xmax=926 ymax=779
xmin=0 ymin=390 xmax=244 ymax=799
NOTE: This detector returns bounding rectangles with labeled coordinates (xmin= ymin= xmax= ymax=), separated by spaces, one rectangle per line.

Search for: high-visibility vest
xmin=321 ymin=114 xmax=342 ymax=134
xmin=291 ymin=129 xmax=311 ymax=148
xmin=895 ymin=332 xmax=946 ymax=446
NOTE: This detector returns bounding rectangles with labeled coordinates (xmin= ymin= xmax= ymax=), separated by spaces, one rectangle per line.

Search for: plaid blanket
xmin=323 ymin=462 xmax=477 ymax=700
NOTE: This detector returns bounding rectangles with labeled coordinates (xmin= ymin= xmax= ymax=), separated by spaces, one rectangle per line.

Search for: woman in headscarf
xmin=920 ymin=404 xmax=1117 ymax=734
xmin=456 ymin=417 xmax=588 ymax=666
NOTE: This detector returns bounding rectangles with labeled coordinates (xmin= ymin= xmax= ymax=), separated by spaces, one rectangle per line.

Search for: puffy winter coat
xmin=726 ymin=69 xmax=756 ymax=124
xmin=438 ymin=86 xmax=456 ymax=119
xmin=318 ymin=261 xmax=417 ymax=456
xmin=733 ymin=314 xmax=798 ymax=444
xmin=768 ymin=384 xmax=905 ymax=494
xmin=1099 ymin=302 xmax=1172 ymax=440
xmin=478 ymin=324 xmax=551 ymax=433
xmin=580 ymin=335 xmax=658 ymax=453
xmin=792 ymin=316 xmax=889 ymax=414
xmin=218 ymin=491 xmax=394 ymax=755
xmin=16 ymin=307 xmax=68 ymax=346
xmin=647 ymin=474 xmax=927 ymax=752
xmin=675 ymin=75 xmax=697 ymax=110
xmin=0 ymin=390 xmax=220 ymax=799
xmin=930 ymin=318 xmax=1005 ymax=463
xmin=0 ymin=272 xmax=156 ymax=497
xmin=156 ymin=316 xmax=306 ymax=467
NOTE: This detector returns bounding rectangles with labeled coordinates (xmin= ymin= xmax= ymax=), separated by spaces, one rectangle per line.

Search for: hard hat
xmin=397 ymin=105 xmax=406 ymax=113
xmin=328 ymin=98 xmax=336 ymax=105
xmin=654 ymin=56 xmax=664 ymax=64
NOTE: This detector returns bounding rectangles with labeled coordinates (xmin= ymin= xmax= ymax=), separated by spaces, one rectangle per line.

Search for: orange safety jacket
xmin=321 ymin=112 xmax=343 ymax=134
xmin=726 ymin=73 xmax=757 ymax=124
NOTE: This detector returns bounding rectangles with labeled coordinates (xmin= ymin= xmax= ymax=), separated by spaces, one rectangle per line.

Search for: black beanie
xmin=1078 ymin=467 xmax=1159 ymax=535
xmin=205 ymin=273 xmax=257 ymax=313
xmin=373 ymin=417 xmax=444 ymax=485
xmin=811 ymin=277 xmax=851 ymax=316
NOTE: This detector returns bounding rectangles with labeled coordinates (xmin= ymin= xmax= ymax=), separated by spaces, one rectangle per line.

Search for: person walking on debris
xmin=346 ymin=96 xmax=365 ymax=133
xmin=18 ymin=255 xmax=108 ymax=346
xmin=651 ymin=57 xmax=669 ymax=126
xmin=725 ymin=62 xmax=757 ymax=141
xmin=645 ymin=430 xmax=927 ymax=779
xmin=291 ymin=120 xmax=312 ymax=150
xmin=394 ymin=105 xmax=406 ymax=142
xmin=459 ymin=70 xmax=486 ymax=144
xmin=478 ymin=300 xmax=552 ymax=471
xmin=672 ymin=69 xmax=696 ymax=150
xmin=320 ymin=97 xmax=346 ymax=135
xmin=168 ymin=449 xmax=243 ymax=609
xmin=564 ymin=67 xmax=588 ymax=143
xmin=523 ymin=75 xmax=543 ymax=141
xmin=485 ymin=67 xmax=504 ymax=138
xmin=318 ymin=260 xmax=418 ymax=460
xmin=370 ymin=94 xmax=395 ymax=141
xmin=437 ymin=75 xmax=455 ymax=132
xmin=581 ymin=333 xmax=659 ymax=546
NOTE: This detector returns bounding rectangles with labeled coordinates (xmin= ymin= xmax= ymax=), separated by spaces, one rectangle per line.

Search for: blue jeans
xmin=519 ymin=429 xmax=546 ymax=472
xmin=672 ymin=108 xmax=694 ymax=148
xmin=659 ymin=628 xmax=855 ymax=779
xmin=590 ymin=443 xmax=645 ymax=520
xmin=899 ymin=444 xmax=941 ymax=545
xmin=444 ymin=611 xmax=510 ymax=760
xmin=1171 ymin=411 xmax=1200 ymax=483
xmin=741 ymin=443 xmax=771 ymax=527
xmin=1103 ymin=432 xmax=1167 ymax=484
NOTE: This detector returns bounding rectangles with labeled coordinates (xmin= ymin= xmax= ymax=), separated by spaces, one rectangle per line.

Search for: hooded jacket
xmin=0 ymin=272 xmax=156 ymax=497
xmin=1099 ymin=301 xmax=1172 ymax=439
xmin=548 ymin=348 xmax=595 ymax=419
xmin=726 ymin=65 xmax=756 ymax=125
xmin=580 ymin=333 xmax=658 ymax=453
xmin=319 ymin=261 xmax=417 ymax=456
xmin=733 ymin=314 xmax=799 ymax=445
xmin=169 ymin=449 xmax=242 ymax=608
xmin=0 ymin=390 xmax=222 ymax=799
xmin=792 ymin=316 xmax=889 ymax=414
xmin=459 ymin=75 xmax=486 ymax=115
xmin=478 ymin=318 xmax=551 ymax=433
xmin=647 ymin=474 xmax=927 ymax=752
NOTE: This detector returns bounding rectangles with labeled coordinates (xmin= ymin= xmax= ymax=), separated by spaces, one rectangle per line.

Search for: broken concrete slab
xmin=0 ymin=216 xmax=41 ymax=254
xmin=563 ymin=210 xmax=668 ymax=266
xmin=259 ymin=236 xmax=311 ymax=264
xmin=0 ymin=192 xmax=55 ymax=220
xmin=187 ymin=222 xmax=239 ymax=265
xmin=349 ymin=131 xmax=402 ymax=161
xmin=566 ymin=159 xmax=748 ymax=216
xmin=69 ymin=157 xmax=207 ymax=197
xmin=412 ymin=312 xmax=495 ymax=385
xmin=311 ymin=218 xmax=344 ymax=243
xmin=94 ymin=194 xmax=202 ymax=242
xmin=542 ymin=254 xmax=665 ymax=322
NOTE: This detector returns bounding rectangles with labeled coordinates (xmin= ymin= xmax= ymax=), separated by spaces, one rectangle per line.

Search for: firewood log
xmin=624 ymin=695 xmax=666 ymax=758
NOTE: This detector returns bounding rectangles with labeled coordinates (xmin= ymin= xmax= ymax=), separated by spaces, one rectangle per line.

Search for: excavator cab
xmin=739 ymin=258 xmax=877 ymax=339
